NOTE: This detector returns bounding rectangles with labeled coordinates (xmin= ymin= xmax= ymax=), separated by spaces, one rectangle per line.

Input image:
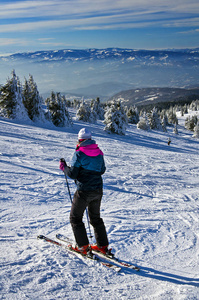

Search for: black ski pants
xmin=70 ymin=189 xmax=108 ymax=247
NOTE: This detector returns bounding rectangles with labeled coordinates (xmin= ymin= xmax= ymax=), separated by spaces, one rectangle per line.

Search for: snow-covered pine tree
xmin=104 ymin=99 xmax=128 ymax=135
xmin=173 ymin=122 xmax=178 ymax=134
xmin=45 ymin=91 xmax=56 ymax=122
xmin=161 ymin=114 xmax=167 ymax=132
xmin=137 ymin=112 xmax=149 ymax=130
xmin=76 ymin=99 xmax=91 ymax=122
xmin=0 ymin=70 xmax=29 ymax=120
xmin=196 ymin=100 xmax=199 ymax=111
xmin=76 ymin=98 xmax=97 ymax=123
xmin=73 ymin=99 xmax=81 ymax=109
xmin=45 ymin=92 xmax=72 ymax=127
xmin=183 ymin=104 xmax=188 ymax=114
xmin=23 ymin=78 xmax=31 ymax=112
xmin=160 ymin=110 xmax=169 ymax=126
xmin=147 ymin=107 xmax=162 ymax=130
xmin=193 ymin=122 xmax=199 ymax=138
xmin=60 ymin=94 xmax=73 ymax=126
xmin=0 ymin=73 xmax=16 ymax=118
xmin=90 ymin=97 xmax=104 ymax=120
xmin=167 ymin=107 xmax=178 ymax=125
xmin=185 ymin=115 xmax=198 ymax=131
xmin=89 ymin=100 xmax=97 ymax=123
xmin=127 ymin=106 xmax=139 ymax=124
xmin=23 ymin=74 xmax=45 ymax=122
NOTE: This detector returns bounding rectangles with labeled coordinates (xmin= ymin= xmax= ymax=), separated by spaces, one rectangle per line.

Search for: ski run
xmin=0 ymin=109 xmax=199 ymax=299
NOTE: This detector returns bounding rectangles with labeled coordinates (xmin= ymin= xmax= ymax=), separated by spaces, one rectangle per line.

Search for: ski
xmin=91 ymin=249 xmax=140 ymax=271
xmin=37 ymin=235 xmax=121 ymax=272
xmin=56 ymin=233 xmax=140 ymax=271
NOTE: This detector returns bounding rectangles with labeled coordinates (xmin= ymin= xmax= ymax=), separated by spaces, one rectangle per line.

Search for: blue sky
xmin=0 ymin=0 xmax=199 ymax=54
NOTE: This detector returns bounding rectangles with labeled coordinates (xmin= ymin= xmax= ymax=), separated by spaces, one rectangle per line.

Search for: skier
xmin=59 ymin=128 xmax=109 ymax=256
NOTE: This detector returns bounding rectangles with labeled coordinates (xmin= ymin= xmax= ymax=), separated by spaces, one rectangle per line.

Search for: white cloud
xmin=179 ymin=28 xmax=199 ymax=34
xmin=164 ymin=17 xmax=199 ymax=28
xmin=0 ymin=0 xmax=199 ymax=33
xmin=0 ymin=12 xmax=199 ymax=34
xmin=0 ymin=38 xmax=28 ymax=46
xmin=37 ymin=38 xmax=54 ymax=41
xmin=1 ymin=0 xmax=199 ymax=19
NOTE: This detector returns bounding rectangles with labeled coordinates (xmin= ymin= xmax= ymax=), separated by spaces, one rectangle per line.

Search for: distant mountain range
xmin=0 ymin=48 xmax=199 ymax=99
xmin=3 ymin=47 xmax=199 ymax=64
xmin=109 ymin=87 xmax=199 ymax=108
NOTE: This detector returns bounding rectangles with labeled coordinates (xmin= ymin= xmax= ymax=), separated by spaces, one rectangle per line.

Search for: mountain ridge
xmin=109 ymin=87 xmax=199 ymax=108
xmin=1 ymin=47 xmax=199 ymax=64
xmin=0 ymin=47 xmax=199 ymax=98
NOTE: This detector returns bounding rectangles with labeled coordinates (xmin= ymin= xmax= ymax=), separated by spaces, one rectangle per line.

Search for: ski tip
xmin=115 ymin=267 xmax=122 ymax=272
xmin=102 ymin=262 xmax=121 ymax=272
xmin=37 ymin=235 xmax=45 ymax=240
xmin=132 ymin=266 xmax=140 ymax=271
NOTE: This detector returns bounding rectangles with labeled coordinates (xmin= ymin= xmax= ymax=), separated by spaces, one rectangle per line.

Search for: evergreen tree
xmin=76 ymin=99 xmax=91 ymax=122
xmin=23 ymin=74 xmax=45 ymax=122
xmin=0 ymin=70 xmax=29 ymax=120
xmin=137 ymin=112 xmax=149 ymax=130
xmin=167 ymin=107 xmax=178 ymax=124
xmin=0 ymin=73 xmax=16 ymax=118
xmin=45 ymin=91 xmax=72 ymax=127
xmin=160 ymin=110 xmax=169 ymax=125
xmin=89 ymin=109 xmax=98 ymax=123
xmin=127 ymin=106 xmax=139 ymax=124
xmin=184 ymin=104 xmax=188 ymax=114
xmin=60 ymin=94 xmax=73 ymax=126
xmin=76 ymin=98 xmax=97 ymax=123
xmin=147 ymin=107 xmax=162 ymax=130
xmin=173 ymin=122 xmax=178 ymax=134
xmin=196 ymin=100 xmax=199 ymax=111
xmin=161 ymin=115 xmax=167 ymax=132
xmin=90 ymin=97 xmax=104 ymax=120
xmin=185 ymin=115 xmax=198 ymax=131
xmin=104 ymin=100 xmax=128 ymax=135
xmin=73 ymin=99 xmax=81 ymax=108
xmin=193 ymin=122 xmax=199 ymax=138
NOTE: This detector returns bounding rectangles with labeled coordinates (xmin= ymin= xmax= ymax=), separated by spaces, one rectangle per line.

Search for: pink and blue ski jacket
xmin=64 ymin=139 xmax=106 ymax=191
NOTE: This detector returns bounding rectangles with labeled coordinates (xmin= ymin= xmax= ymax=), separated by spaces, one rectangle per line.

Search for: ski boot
xmin=70 ymin=244 xmax=94 ymax=258
xmin=91 ymin=244 xmax=114 ymax=258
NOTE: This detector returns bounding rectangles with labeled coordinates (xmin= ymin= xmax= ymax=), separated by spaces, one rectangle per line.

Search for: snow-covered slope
xmin=0 ymin=114 xmax=199 ymax=299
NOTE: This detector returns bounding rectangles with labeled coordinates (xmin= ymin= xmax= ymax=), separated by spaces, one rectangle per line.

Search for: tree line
xmin=0 ymin=70 xmax=72 ymax=126
xmin=0 ymin=70 xmax=198 ymax=138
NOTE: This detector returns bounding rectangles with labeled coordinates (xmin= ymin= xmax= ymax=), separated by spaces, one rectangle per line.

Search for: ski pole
xmin=60 ymin=158 xmax=93 ymax=240
xmin=63 ymin=171 xmax=73 ymax=203
xmin=85 ymin=208 xmax=93 ymax=239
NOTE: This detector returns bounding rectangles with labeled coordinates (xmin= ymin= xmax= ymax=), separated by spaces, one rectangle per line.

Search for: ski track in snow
xmin=0 ymin=114 xmax=199 ymax=299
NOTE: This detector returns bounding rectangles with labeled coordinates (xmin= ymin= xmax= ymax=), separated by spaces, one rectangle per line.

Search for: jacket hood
xmin=76 ymin=140 xmax=103 ymax=157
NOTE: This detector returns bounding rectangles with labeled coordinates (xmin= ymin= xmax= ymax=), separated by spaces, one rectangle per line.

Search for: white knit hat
xmin=78 ymin=128 xmax=92 ymax=140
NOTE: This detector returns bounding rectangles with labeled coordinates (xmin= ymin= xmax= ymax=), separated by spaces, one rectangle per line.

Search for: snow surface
xmin=0 ymin=113 xmax=199 ymax=299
